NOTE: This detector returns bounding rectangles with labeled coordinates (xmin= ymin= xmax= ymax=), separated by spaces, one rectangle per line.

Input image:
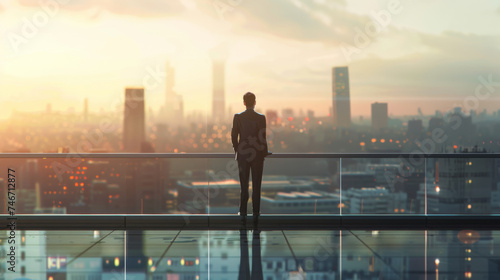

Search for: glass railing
xmin=1 ymin=153 xmax=499 ymax=279
xmin=0 ymin=229 xmax=498 ymax=279
xmin=0 ymin=153 xmax=498 ymax=215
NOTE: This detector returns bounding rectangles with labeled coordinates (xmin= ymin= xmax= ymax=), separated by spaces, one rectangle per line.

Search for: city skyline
xmin=1 ymin=1 xmax=500 ymax=120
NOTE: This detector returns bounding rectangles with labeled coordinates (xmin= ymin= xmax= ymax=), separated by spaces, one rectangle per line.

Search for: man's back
xmin=231 ymin=109 xmax=267 ymax=161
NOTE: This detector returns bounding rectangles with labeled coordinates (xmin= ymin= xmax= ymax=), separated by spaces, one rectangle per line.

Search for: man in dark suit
xmin=231 ymin=92 xmax=269 ymax=227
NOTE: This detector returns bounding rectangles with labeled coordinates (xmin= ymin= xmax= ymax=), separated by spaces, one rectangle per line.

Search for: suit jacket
xmin=231 ymin=108 xmax=268 ymax=161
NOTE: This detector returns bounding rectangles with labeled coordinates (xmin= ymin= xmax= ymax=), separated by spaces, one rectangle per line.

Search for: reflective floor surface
xmin=1 ymin=229 xmax=499 ymax=279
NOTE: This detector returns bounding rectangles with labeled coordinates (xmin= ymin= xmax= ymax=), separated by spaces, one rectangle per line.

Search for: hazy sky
xmin=1 ymin=0 xmax=500 ymax=119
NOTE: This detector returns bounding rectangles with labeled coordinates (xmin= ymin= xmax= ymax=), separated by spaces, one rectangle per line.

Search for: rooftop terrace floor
xmin=2 ymin=215 xmax=500 ymax=279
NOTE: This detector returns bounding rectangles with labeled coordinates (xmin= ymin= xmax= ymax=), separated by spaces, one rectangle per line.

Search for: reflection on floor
xmin=1 ymin=229 xmax=499 ymax=279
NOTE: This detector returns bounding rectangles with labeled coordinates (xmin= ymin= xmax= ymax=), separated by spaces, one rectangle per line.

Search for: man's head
xmin=243 ymin=92 xmax=256 ymax=108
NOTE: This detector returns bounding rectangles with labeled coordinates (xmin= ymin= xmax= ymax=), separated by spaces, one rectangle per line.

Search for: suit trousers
xmin=238 ymin=158 xmax=264 ymax=216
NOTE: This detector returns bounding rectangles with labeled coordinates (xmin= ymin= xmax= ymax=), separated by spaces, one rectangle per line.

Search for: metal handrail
xmin=0 ymin=152 xmax=497 ymax=158
xmin=1 ymin=214 xmax=500 ymax=230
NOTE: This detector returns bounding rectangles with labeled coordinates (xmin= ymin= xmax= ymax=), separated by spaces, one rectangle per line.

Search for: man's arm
xmin=231 ymin=114 xmax=239 ymax=152
xmin=259 ymin=115 xmax=268 ymax=155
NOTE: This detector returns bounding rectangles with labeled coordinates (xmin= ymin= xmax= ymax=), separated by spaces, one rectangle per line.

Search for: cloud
xmin=420 ymin=31 xmax=500 ymax=59
xmin=17 ymin=0 xmax=185 ymax=17
xmin=239 ymin=0 xmax=367 ymax=44
xmin=349 ymin=31 xmax=500 ymax=98
xmin=194 ymin=0 xmax=368 ymax=45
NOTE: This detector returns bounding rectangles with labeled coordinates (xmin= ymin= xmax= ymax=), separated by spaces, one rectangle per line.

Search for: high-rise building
xmin=407 ymin=119 xmax=423 ymax=140
xmin=332 ymin=66 xmax=351 ymax=128
xmin=265 ymin=110 xmax=278 ymax=126
xmin=83 ymin=97 xmax=88 ymax=122
xmin=161 ymin=62 xmax=184 ymax=125
xmin=212 ymin=59 xmax=225 ymax=123
xmin=123 ymin=88 xmax=145 ymax=152
xmin=428 ymin=117 xmax=444 ymax=132
xmin=371 ymin=102 xmax=388 ymax=130
xmin=281 ymin=108 xmax=294 ymax=121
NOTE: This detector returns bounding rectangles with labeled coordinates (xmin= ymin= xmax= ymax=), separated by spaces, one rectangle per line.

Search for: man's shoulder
xmin=233 ymin=112 xmax=243 ymax=119
xmin=248 ymin=110 xmax=265 ymax=118
xmin=236 ymin=109 xmax=265 ymax=119
xmin=255 ymin=111 xmax=266 ymax=120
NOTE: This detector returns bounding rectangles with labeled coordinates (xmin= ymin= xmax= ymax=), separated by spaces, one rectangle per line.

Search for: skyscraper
xmin=407 ymin=119 xmax=423 ymax=140
xmin=123 ymin=88 xmax=145 ymax=152
xmin=83 ymin=98 xmax=88 ymax=123
xmin=371 ymin=102 xmax=388 ymax=130
xmin=332 ymin=66 xmax=351 ymax=128
xmin=212 ymin=59 xmax=225 ymax=123
xmin=162 ymin=62 xmax=184 ymax=124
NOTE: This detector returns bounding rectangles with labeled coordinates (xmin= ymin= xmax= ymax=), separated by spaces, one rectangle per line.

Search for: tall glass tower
xmin=332 ymin=66 xmax=351 ymax=128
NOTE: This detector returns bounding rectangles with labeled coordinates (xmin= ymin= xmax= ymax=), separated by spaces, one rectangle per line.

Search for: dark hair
xmin=243 ymin=92 xmax=256 ymax=107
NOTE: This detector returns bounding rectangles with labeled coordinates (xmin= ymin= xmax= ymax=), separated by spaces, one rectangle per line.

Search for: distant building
xmin=123 ymin=88 xmax=145 ymax=152
xmin=346 ymin=187 xmax=407 ymax=214
xmin=154 ymin=123 xmax=169 ymax=152
xmin=176 ymin=175 xmax=323 ymax=214
xmin=90 ymin=180 xmax=109 ymax=213
xmin=428 ymin=117 xmax=444 ymax=132
xmin=341 ymin=172 xmax=376 ymax=190
xmin=307 ymin=109 xmax=315 ymax=120
xmin=332 ymin=66 xmax=351 ymax=128
xmin=365 ymin=164 xmax=400 ymax=189
xmin=212 ymin=59 xmax=225 ymax=123
xmin=161 ymin=62 xmax=184 ymax=125
xmin=125 ymin=159 xmax=167 ymax=214
xmin=427 ymin=157 xmax=493 ymax=214
xmin=281 ymin=108 xmax=294 ymax=121
xmin=371 ymin=102 xmax=388 ymax=130
xmin=407 ymin=119 xmax=423 ymax=140
xmin=24 ymin=159 xmax=38 ymax=190
xmin=261 ymin=191 xmax=341 ymax=214
xmin=83 ymin=97 xmax=88 ymax=122
xmin=266 ymin=110 xmax=278 ymax=125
